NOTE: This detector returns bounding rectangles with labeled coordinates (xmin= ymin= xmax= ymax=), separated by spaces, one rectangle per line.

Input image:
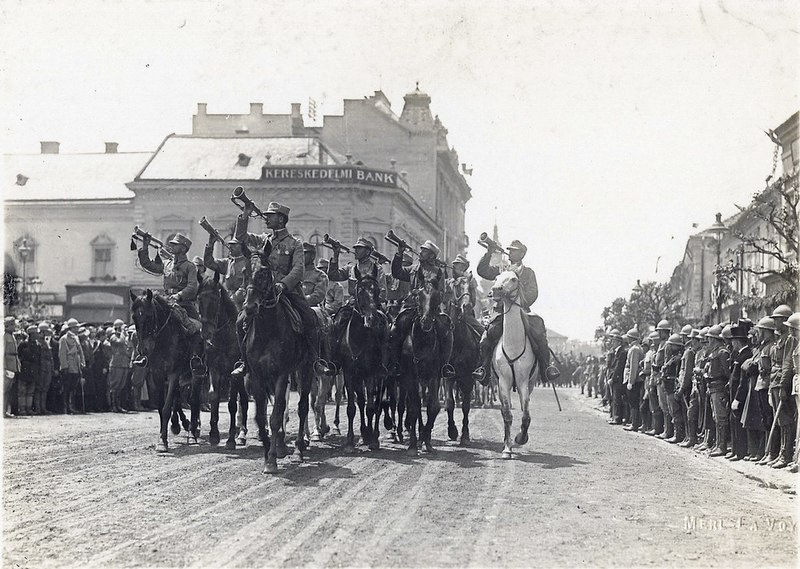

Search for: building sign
xmin=261 ymin=166 xmax=398 ymax=188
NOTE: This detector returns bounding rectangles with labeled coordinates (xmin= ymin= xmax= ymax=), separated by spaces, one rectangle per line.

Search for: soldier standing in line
xmin=704 ymin=324 xmax=732 ymax=457
xmin=607 ymin=329 xmax=627 ymax=425
xmin=652 ymin=320 xmax=673 ymax=440
xmin=16 ymin=325 xmax=41 ymax=416
xmin=679 ymin=329 xmax=702 ymax=447
xmin=623 ymin=328 xmax=644 ymax=432
xmin=35 ymin=322 xmax=55 ymax=415
xmin=783 ymin=312 xmax=800 ymax=472
xmin=767 ymin=305 xmax=796 ymax=468
xmin=695 ymin=327 xmax=717 ymax=452
xmin=643 ymin=332 xmax=662 ymax=435
xmin=662 ymin=333 xmax=686 ymax=444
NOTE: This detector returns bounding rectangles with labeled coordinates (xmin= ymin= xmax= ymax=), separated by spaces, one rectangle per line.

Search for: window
xmin=90 ymin=234 xmax=115 ymax=280
xmin=309 ymin=233 xmax=325 ymax=259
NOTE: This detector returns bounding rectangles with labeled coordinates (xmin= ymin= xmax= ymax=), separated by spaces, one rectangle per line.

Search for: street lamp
xmin=16 ymin=239 xmax=31 ymax=314
xmin=709 ymin=213 xmax=729 ymax=322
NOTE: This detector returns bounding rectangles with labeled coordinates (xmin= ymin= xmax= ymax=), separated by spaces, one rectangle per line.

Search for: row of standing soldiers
xmin=599 ymin=306 xmax=799 ymax=472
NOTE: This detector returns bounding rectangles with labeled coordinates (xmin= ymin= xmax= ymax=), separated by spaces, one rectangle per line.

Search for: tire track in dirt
xmin=202 ymin=455 xmax=396 ymax=568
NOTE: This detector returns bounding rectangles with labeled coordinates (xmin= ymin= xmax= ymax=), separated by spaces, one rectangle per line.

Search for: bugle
xmin=130 ymin=226 xmax=173 ymax=259
xmin=230 ymin=186 xmax=268 ymax=222
xmin=370 ymin=250 xmax=391 ymax=265
xmin=477 ymin=232 xmax=509 ymax=257
xmin=322 ymin=234 xmax=351 ymax=254
xmin=199 ymin=217 xmax=229 ymax=251
xmin=385 ymin=230 xmax=450 ymax=269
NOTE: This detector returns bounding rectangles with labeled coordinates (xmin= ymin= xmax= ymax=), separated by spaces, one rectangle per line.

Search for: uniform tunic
xmin=327 ymin=258 xmax=387 ymax=301
xmin=137 ymin=250 xmax=199 ymax=317
xmin=302 ymin=266 xmax=329 ymax=308
xmin=203 ymin=246 xmax=250 ymax=307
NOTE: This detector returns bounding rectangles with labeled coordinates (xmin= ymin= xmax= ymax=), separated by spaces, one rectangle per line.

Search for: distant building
xmin=4 ymin=88 xmax=472 ymax=322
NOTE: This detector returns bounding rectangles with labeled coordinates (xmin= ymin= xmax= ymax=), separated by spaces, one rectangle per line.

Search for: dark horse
xmin=197 ymin=273 xmax=248 ymax=449
xmin=443 ymin=279 xmax=480 ymax=446
xmin=331 ymin=266 xmax=389 ymax=452
xmin=244 ymin=243 xmax=312 ymax=474
xmin=399 ymin=281 xmax=446 ymax=455
xmin=129 ymin=290 xmax=202 ymax=452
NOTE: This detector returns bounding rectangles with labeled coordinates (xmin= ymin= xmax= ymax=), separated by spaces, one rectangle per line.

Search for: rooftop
xmin=3 ymin=152 xmax=151 ymax=201
xmin=136 ymin=135 xmax=347 ymax=180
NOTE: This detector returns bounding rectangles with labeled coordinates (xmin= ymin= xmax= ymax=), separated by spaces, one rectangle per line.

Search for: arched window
xmin=309 ymin=233 xmax=325 ymax=259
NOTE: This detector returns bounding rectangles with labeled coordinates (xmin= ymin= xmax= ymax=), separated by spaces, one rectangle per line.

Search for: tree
xmin=628 ymin=280 xmax=684 ymax=331
xmin=716 ymin=172 xmax=798 ymax=312
xmin=600 ymin=297 xmax=634 ymax=335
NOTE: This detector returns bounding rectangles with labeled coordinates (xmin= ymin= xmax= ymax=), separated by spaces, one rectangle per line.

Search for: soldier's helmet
xmin=666 ymin=333 xmax=683 ymax=346
xmin=755 ymin=317 xmax=776 ymax=331
xmin=655 ymin=319 xmax=671 ymax=331
xmin=721 ymin=324 xmax=733 ymax=340
xmin=771 ymin=304 xmax=793 ymax=319
xmin=680 ymin=324 xmax=693 ymax=336
xmin=706 ymin=325 xmax=724 ymax=340
xmin=623 ymin=328 xmax=639 ymax=341
xmin=785 ymin=312 xmax=800 ymax=331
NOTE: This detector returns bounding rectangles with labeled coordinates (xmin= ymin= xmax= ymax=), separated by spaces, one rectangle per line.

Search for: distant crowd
xmin=4 ymin=316 xmax=148 ymax=416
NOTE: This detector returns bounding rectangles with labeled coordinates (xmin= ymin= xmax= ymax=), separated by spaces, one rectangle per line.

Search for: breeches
xmin=769 ymin=387 xmax=797 ymax=427
xmin=656 ymin=382 xmax=671 ymax=416
xmin=709 ymin=382 xmax=730 ymax=427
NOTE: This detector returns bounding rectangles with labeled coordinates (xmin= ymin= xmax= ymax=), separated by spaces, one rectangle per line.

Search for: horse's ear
xmin=354 ymin=265 xmax=362 ymax=281
xmin=129 ymin=290 xmax=137 ymax=302
xmin=213 ymin=271 xmax=221 ymax=284
xmin=146 ymin=289 xmax=153 ymax=302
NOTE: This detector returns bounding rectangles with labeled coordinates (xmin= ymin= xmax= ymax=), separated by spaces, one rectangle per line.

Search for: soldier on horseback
xmin=134 ymin=232 xmax=204 ymax=373
xmin=301 ymin=242 xmax=329 ymax=308
xmin=446 ymin=254 xmax=483 ymax=337
xmin=326 ymin=237 xmax=388 ymax=320
xmin=230 ymin=201 xmax=331 ymax=379
xmin=203 ymin=235 xmax=250 ymax=310
xmin=316 ymin=259 xmax=344 ymax=316
xmin=472 ymin=239 xmax=551 ymax=385
xmin=386 ymin=239 xmax=454 ymax=380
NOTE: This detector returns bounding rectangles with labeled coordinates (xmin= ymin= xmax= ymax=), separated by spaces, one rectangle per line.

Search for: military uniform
xmin=137 ymin=249 xmax=200 ymax=320
xmin=662 ymin=339 xmax=684 ymax=443
xmin=327 ymin=257 xmax=387 ymax=301
xmin=203 ymin=245 xmax=250 ymax=310
xmin=302 ymin=264 xmax=329 ymax=308
xmin=769 ymin=326 xmax=797 ymax=467
xmin=704 ymin=339 xmax=731 ymax=456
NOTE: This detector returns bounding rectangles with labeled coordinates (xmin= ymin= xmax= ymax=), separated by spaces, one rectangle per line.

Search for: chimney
xmin=197 ymin=103 xmax=207 ymax=115
xmin=105 ymin=142 xmax=118 ymax=154
xmin=290 ymin=103 xmax=304 ymax=133
xmin=250 ymin=103 xmax=263 ymax=115
xmin=40 ymin=141 xmax=60 ymax=154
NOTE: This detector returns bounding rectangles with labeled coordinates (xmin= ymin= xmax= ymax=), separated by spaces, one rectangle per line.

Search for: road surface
xmin=3 ymin=387 xmax=797 ymax=567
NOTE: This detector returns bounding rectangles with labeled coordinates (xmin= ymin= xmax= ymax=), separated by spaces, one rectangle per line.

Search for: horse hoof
xmin=332 ymin=427 xmax=341 ymax=436
xmin=514 ymin=432 xmax=529 ymax=446
xmin=263 ymin=462 xmax=278 ymax=474
xmin=225 ymin=439 xmax=236 ymax=450
xmin=424 ymin=441 xmax=435 ymax=454
xmin=368 ymin=439 xmax=381 ymax=451
xmin=322 ymin=425 xmax=331 ymax=435
xmin=209 ymin=431 xmax=220 ymax=445
xmin=311 ymin=432 xmax=322 ymax=442
xmin=192 ymin=429 xmax=201 ymax=442
xmin=447 ymin=424 xmax=459 ymax=441
xmin=156 ymin=441 xmax=169 ymax=453
xmin=387 ymin=431 xmax=398 ymax=442
xmin=460 ymin=435 xmax=470 ymax=446
xmin=170 ymin=423 xmax=181 ymax=435
xmin=502 ymin=450 xmax=513 ymax=459
xmin=236 ymin=437 xmax=246 ymax=446
xmin=343 ymin=443 xmax=356 ymax=454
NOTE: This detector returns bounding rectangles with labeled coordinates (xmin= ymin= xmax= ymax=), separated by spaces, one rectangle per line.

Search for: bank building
xmin=4 ymin=87 xmax=472 ymax=322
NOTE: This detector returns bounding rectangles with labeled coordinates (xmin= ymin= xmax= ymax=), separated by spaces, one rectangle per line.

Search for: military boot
xmin=771 ymin=429 xmax=792 ymax=469
xmin=657 ymin=418 xmax=674 ymax=440
xmin=709 ymin=427 xmax=728 ymax=457
xmin=667 ymin=422 xmax=684 ymax=444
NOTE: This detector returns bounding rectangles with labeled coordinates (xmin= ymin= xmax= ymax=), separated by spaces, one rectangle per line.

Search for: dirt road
xmin=3 ymin=387 xmax=797 ymax=567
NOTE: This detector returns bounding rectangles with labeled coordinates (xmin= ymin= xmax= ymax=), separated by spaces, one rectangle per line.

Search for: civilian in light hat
xmin=58 ymin=317 xmax=86 ymax=414
xmin=108 ymin=321 xmax=133 ymax=412
xmin=231 ymin=196 xmax=331 ymax=380
xmin=643 ymin=331 xmax=664 ymax=436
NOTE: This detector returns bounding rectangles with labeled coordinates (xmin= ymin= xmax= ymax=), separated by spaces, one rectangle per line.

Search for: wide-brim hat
xmin=452 ymin=254 xmax=470 ymax=267
xmin=25 ymin=325 xmax=38 ymax=335
xmin=352 ymin=237 xmax=374 ymax=250
xmin=420 ymin=240 xmax=440 ymax=257
xmin=264 ymin=202 xmax=290 ymax=217
xmin=168 ymin=233 xmax=192 ymax=249
xmin=729 ymin=324 xmax=749 ymax=339
xmin=608 ymin=328 xmax=623 ymax=339
xmin=66 ymin=317 xmax=80 ymax=328
xmin=506 ymin=240 xmax=527 ymax=254
xmin=785 ymin=312 xmax=800 ymax=331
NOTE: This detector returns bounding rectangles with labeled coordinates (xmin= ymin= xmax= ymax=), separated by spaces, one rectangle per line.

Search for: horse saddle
xmin=279 ymin=295 xmax=304 ymax=335
xmin=520 ymin=312 xmax=550 ymax=369
xmin=312 ymin=306 xmax=332 ymax=334
xmin=170 ymin=303 xmax=202 ymax=336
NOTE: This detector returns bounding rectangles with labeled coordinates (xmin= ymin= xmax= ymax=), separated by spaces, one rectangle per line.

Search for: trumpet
xmin=130 ymin=226 xmax=173 ymax=259
xmin=370 ymin=250 xmax=391 ymax=265
xmin=384 ymin=230 xmax=449 ymax=269
xmin=477 ymin=232 xmax=509 ymax=257
xmin=230 ymin=186 xmax=268 ymax=222
xmin=199 ymin=217 xmax=229 ymax=251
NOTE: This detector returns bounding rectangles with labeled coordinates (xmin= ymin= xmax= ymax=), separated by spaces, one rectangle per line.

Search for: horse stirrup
xmin=441 ymin=363 xmax=456 ymax=380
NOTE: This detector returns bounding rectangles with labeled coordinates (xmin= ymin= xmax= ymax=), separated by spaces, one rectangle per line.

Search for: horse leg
xmin=296 ymin=367 xmax=312 ymax=460
xmin=319 ymin=375 xmax=332 ymax=436
xmin=343 ymin=381 xmax=357 ymax=453
xmin=423 ymin=377 xmax=441 ymax=453
xmin=190 ymin=371 xmax=202 ymax=442
xmin=444 ymin=378 xmax=458 ymax=441
xmin=397 ymin=378 xmax=407 ymax=444
xmin=405 ymin=379 xmax=420 ymax=455
xmin=276 ymin=378 xmax=291 ymax=459
xmin=514 ymin=377 xmax=532 ymax=447
xmin=364 ymin=382 xmax=380 ymax=451
xmin=171 ymin=408 xmax=181 ymax=435
xmin=253 ymin=382 xmax=275 ymax=474
xmin=460 ymin=379 xmax=472 ymax=445
xmin=226 ymin=376 xmax=238 ymax=450
xmin=236 ymin=378 xmax=249 ymax=445
xmin=310 ymin=375 xmax=321 ymax=442
xmin=356 ymin=383 xmax=370 ymax=447
xmin=159 ymin=373 xmax=178 ymax=453
xmin=208 ymin=371 xmax=221 ymax=445
xmin=499 ymin=386 xmax=513 ymax=458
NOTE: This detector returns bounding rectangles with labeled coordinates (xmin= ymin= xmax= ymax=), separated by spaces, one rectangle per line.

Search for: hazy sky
xmin=2 ymin=0 xmax=798 ymax=340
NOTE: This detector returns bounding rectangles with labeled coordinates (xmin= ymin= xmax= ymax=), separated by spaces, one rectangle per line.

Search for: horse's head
xmin=415 ymin=280 xmax=441 ymax=332
xmin=245 ymin=241 xmax=276 ymax=314
xmin=448 ymin=277 xmax=472 ymax=321
xmin=353 ymin=265 xmax=381 ymax=328
xmin=197 ymin=272 xmax=229 ymax=344
xmin=491 ymin=270 xmax=521 ymax=305
xmin=129 ymin=288 xmax=165 ymax=358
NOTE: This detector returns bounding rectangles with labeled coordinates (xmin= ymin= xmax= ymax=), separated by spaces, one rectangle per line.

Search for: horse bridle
xmin=142 ymin=296 xmax=173 ymax=342
xmin=200 ymin=285 xmax=235 ymax=344
xmin=353 ymin=275 xmax=380 ymax=317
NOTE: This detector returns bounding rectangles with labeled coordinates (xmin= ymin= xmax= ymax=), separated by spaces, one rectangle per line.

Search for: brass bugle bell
xmin=322 ymin=234 xmax=351 ymax=253
xmin=130 ymin=226 xmax=173 ymax=258
xmin=384 ymin=229 xmax=411 ymax=252
xmin=230 ymin=186 xmax=268 ymax=221
xmin=477 ymin=232 xmax=508 ymax=256
xmin=199 ymin=217 xmax=229 ymax=250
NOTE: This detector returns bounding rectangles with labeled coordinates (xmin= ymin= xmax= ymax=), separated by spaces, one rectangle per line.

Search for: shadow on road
xmin=276 ymin=460 xmax=357 ymax=486
xmin=512 ymin=451 xmax=588 ymax=469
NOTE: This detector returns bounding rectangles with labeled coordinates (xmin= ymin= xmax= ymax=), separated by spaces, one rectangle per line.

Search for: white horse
xmin=491 ymin=271 xmax=538 ymax=459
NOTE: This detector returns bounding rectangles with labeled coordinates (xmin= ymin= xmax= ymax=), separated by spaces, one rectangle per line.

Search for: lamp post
xmin=709 ymin=212 xmax=729 ymax=322
xmin=16 ymin=239 xmax=31 ymax=314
